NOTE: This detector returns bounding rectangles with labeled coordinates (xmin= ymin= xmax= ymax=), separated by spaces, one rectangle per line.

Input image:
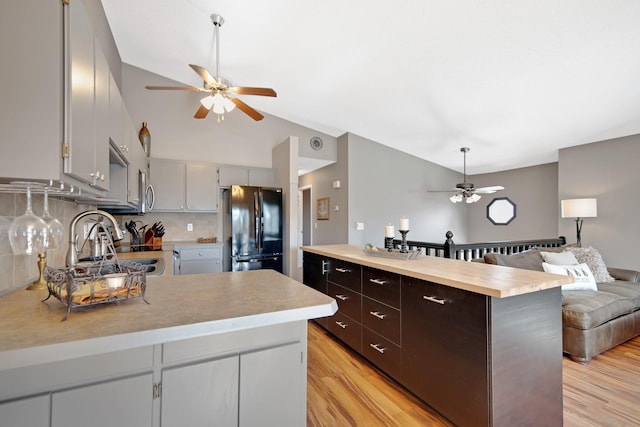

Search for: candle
xmin=399 ymin=217 xmax=409 ymax=231
xmin=385 ymin=225 xmax=395 ymax=238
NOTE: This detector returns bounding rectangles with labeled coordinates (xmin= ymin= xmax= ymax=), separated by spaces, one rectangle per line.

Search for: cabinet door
xmin=302 ymin=252 xmax=328 ymax=328
xmin=51 ymin=373 xmax=153 ymax=427
xmin=0 ymin=394 xmax=50 ymax=427
xmin=1 ymin=0 xmax=63 ymax=181
xmin=92 ymin=39 xmax=110 ymax=191
xmin=161 ymin=355 xmax=239 ymax=427
xmin=186 ymin=163 xmax=218 ymax=211
xmin=239 ymin=341 xmax=304 ymax=427
xmin=150 ymin=158 xmax=185 ymax=210
xmin=108 ymin=73 xmax=122 ymax=148
xmin=218 ymin=166 xmax=249 ymax=187
xmin=248 ymin=167 xmax=275 ymax=187
xmin=65 ymin=0 xmax=96 ymax=185
xmin=402 ymin=277 xmax=489 ymax=427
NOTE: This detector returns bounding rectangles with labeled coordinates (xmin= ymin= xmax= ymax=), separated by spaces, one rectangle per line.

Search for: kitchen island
xmin=303 ymin=244 xmax=572 ymax=427
xmin=0 ymin=269 xmax=337 ymax=426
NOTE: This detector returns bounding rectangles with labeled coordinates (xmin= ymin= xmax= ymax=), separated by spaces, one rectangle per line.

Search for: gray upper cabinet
xmin=64 ymin=1 xmax=110 ymax=191
xmin=0 ymin=0 xmax=63 ymax=182
xmin=0 ymin=0 xmax=113 ymax=196
xmin=218 ymin=166 xmax=275 ymax=187
xmin=150 ymin=158 xmax=217 ymax=212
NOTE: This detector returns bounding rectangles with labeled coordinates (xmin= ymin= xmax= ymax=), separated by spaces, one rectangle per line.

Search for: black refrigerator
xmin=222 ymin=185 xmax=283 ymax=273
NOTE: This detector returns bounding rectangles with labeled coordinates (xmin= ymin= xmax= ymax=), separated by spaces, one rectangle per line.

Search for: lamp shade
xmin=561 ymin=198 xmax=597 ymax=218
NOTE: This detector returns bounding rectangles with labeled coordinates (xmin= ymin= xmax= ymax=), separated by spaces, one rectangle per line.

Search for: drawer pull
xmin=369 ymin=311 xmax=387 ymax=320
xmin=322 ymin=260 xmax=329 ymax=275
xmin=423 ymin=295 xmax=446 ymax=305
xmin=335 ymin=267 xmax=351 ymax=273
xmin=369 ymin=278 xmax=387 ymax=285
xmin=335 ymin=294 xmax=349 ymax=301
xmin=336 ymin=321 xmax=348 ymax=329
xmin=370 ymin=343 xmax=386 ymax=354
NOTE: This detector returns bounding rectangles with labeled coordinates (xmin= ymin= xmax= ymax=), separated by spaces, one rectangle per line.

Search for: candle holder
xmin=384 ymin=237 xmax=394 ymax=252
xmin=399 ymin=230 xmax=410 ymax=253
xmin=27 ymin=252 xmax=48 ymax=290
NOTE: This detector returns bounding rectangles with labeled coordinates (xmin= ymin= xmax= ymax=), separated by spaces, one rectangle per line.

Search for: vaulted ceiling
xmin=101 ymin=0 xmax=640 ymax=174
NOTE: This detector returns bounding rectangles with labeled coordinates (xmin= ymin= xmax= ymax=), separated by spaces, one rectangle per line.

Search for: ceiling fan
xmin=430 ymin=147 xmax=504 ymax=203
xmin=145 ymin=14 xmax=276 ymax=122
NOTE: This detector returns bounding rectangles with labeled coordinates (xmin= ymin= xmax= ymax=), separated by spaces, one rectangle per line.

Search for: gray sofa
xmin=482 ymin=248 xmax=640 ymax=363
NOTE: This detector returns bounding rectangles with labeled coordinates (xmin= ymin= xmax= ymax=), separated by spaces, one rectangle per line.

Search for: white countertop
xmin=0 ymin=270 xmax=337 ymax=370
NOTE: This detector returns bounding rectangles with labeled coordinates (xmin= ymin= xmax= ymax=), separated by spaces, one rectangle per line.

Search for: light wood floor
xmin=307 ymin=321 xmax=640 ymax=426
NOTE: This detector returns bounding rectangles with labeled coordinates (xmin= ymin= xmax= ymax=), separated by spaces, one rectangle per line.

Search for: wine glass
xmin=8 ymin=187 xmax=49 ymax=255
xmin=0 ymin=216 xmax=10 ymax=242
xmin=41 ymin=188 xmax=64 ymax=250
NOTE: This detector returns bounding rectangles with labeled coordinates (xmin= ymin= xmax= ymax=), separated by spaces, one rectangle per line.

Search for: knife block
xmin=144 ymin=229 xmax=162 ymax=251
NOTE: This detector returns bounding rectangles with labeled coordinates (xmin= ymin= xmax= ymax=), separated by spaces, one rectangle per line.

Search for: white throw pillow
xmin=542 ymin=262 xmax=598 ymax=291
xmin=540 ymin=251 xmax=579 ymax=265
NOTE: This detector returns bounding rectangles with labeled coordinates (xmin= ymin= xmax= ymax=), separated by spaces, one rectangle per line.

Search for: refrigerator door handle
xmin=253 ymin=190 xmax=260 ymax=249
xmin=258 ymin=190 xmax=264 ymax=251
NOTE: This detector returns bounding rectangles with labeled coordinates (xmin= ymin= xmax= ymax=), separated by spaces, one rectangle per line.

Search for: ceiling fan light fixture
xmin=450 ymin=194 xmax=463 ymax=203
xmin=222 ymin=96 xmax=236 ymax=112
xmin=200 ymin=95 xmax=215 ymax=110
xmin=212 ymin=102 xmax=225 ymax=115
xmin=466 ymin=193 xmax=481 ymax=203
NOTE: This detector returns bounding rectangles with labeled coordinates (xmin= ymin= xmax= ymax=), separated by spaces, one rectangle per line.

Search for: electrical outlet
xmin=356 ymin=222 xmax=365 ymax=230
xmin=187 ymin=223 xmax=193 ymax=232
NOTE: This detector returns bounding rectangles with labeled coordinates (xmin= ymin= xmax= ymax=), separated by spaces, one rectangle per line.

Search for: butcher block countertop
xmin=303 ymin=244 xmax=572 ymax=298
xmin=0 ymin=270 xmax=337 ymax=370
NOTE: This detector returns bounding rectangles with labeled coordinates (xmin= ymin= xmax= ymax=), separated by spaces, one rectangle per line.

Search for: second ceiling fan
xmin=430 ymin=147 xmax=504 ymax=203
xmin=146 ymin=14 xmax=276 ymax=122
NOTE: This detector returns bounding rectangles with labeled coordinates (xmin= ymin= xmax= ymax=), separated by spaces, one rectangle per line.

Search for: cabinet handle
xmin=335 ymin=294 xmax=348 ymax=301
xmin=369 ymin=311 xmax=386 ymax=320
xmin=423 ymin=295 xmax=446 ymax=305
xmin=335 ymin=267 xmax=351 ymax=273
xmin=321 ymin=260 xmax=329 ymax=275
xmin=369 ymin=278 xmax=387 ymax=285
xmin=335 ymin=321 xmax=348 ymax=329
xmin=370 ymin=343 xmax=386 ymax=354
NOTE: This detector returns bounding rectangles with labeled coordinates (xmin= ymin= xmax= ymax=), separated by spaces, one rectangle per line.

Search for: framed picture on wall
xmin=317 ymin=197 xmax=330 ymax=220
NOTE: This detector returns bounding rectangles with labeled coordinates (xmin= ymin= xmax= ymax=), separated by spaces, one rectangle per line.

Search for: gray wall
xmin=559 ymin=135 xmax=640 ymax=269
xmin=300 ymin=133 xmax=467 ymax=248
xmin=467 ymin=163 xmax=559 ymax=242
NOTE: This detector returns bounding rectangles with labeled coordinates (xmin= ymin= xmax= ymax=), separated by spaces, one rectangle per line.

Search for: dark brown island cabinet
xmin=303 ymin=247 xmax=564 ymax=427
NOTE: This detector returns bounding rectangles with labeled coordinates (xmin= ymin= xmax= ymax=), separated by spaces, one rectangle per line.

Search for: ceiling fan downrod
xmin=210 ymin=14 xmax=224 ymax=83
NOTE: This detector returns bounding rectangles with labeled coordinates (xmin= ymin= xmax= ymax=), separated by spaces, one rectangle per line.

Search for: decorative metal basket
xmin=44 ymin=260 xmax=149 ymax=321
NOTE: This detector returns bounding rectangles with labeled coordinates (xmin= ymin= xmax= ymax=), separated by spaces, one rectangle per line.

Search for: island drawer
xmin=362 ymin=297 xmax=400 ymax=345
xmin=328 ymin=283 xmax=361 ymax=321
xmin=328 ymin=312 xmax=362 ymax=353
xmin=328 ymin=259 xmax=361 ymax=292
xmin=362 ymin=328 xmax=401 ymax=382
xmin=362 ymin=267 xmax=400 ymax=308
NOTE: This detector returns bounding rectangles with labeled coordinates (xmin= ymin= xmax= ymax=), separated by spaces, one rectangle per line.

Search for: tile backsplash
xmin=0 ymin=193 xmax=95 ymax=295
xmin=117 ymin=212 xmax=219 ymax=245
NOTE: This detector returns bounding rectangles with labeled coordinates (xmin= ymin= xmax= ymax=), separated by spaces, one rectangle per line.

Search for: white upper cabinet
xmin=186 ymin=163 xmax=218 ymax=211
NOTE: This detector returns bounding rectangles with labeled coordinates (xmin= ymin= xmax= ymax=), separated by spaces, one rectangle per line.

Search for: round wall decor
xmin=310 ymin=136 xmax=323 ymax=151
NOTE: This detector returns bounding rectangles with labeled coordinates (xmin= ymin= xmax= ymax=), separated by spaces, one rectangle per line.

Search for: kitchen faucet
xmin=65 ymin=210 xmax=124 ymax=268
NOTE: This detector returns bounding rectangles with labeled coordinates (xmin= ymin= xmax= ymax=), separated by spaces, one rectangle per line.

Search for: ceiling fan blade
xmin=231 ymin=98 xmax=264 ymax=121
xmin=194 ymin=104 xmax=210 ymax=119
xmin=473 ymin=185 xmax=505 ymax=194
xmin=145 ymin=85 xmax=204 ymax=92
xmin=189 ymin=64 xmax=217 ymax=86
xmin=231 ymin=87 xmax=277 ymax=97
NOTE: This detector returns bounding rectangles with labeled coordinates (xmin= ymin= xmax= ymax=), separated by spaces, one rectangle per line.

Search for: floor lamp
xmin=561 ymin=198 xmax=597 ymax=247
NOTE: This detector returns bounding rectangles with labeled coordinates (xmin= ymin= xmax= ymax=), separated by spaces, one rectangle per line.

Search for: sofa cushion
xmin=483 ymin=250 xmax=544 ymax=271
xmin=543 ymin=262 xmax=597 ymax=291
xmin=597 ymin=282 xmax=640 ymax=310
xmin=540 ymin=250 xmax=579 ymax=265
xmin=564 ymin=246 xmax=615 ymax=283
xmin=562 ymin=290 xmax=635 ymax=329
